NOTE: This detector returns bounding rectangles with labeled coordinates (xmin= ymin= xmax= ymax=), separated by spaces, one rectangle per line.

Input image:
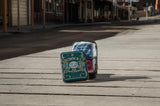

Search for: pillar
xmin=63 ymin=0 xmax=65 ymax=24
xmin=117 ymin=6 xmax=118 ymax=20
xmin=8 ymin=0 xmax=11 ymax=26
xmin=85 ymin=0 xmax=87 ymax=23
xmin=91 ymin=0 xmax=94 ymax=23
xmin=66 ymin=0 xmax=69 ymax=23
xmin=3 ymin=0 xmax=7 ymax=32
xmin=128 ymin=6 xmax=130 ymax=21
xmin=32 ymin=0 xmax=34 ymax=29
xmin=17 ymin=0 xmax=20 ymax=31
xmin=43 ymin=0 xmax=45 ymax=28
xmin=79 ymin=0 xmax=82 ymax=22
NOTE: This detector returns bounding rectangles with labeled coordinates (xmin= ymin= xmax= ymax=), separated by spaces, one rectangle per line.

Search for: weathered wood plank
xmin=0 ymin=85 xmax=160 ymax=98
xmin=0 ymin=94 xmax=159 ymax=106
xmin=0 ymin=79 xmax=160 ymax=88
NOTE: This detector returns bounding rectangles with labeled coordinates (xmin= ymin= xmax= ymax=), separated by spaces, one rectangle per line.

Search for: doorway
xmin=65 ymin=2 xmax=79 ymax=23
xmin=0 ymin=0 xmax=11 ymax=29
xmin=0 ymin=0 xmax=4 ymax=28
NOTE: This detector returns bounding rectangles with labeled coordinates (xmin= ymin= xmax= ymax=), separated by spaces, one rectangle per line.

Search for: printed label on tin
xmin=69 ymin=61 xmax=78 ymax=69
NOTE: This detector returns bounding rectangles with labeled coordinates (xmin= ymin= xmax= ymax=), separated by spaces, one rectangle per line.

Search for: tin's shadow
xmin=85 ymin=74 xmax=149 ymax=83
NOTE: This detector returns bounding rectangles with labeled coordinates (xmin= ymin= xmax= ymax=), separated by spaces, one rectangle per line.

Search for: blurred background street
xmin=1 ymin=0 xmax=160 ymax=105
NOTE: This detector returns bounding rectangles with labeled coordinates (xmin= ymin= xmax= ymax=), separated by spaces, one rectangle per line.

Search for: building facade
xmin=0 ymin=0 xmax=31 ymax=27
xmin=1 ymin=0 xmax=131 ymax=32
xmin=133 ymin=0 xmax=156 ymax=10
xmin=33 ymin=0 xmax=113 ymax=24
xmin=0 ymin=0 xmax=12 ymax=27
xmin=12 ymin=0 xmax=32 ymax=26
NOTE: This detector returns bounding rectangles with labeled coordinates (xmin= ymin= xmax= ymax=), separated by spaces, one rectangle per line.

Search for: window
xmin=55 ymin=0 xmax=63 ymax=16
xmin=46 ymin=0 xmax=54 ymax=12
xmin=45 ymin=0 xmax=64 ymax=17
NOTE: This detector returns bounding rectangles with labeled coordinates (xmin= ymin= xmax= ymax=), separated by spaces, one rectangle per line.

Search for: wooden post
xmin=91 ymin=0 xmax=94 ymax=23
xmin=8 ymin=0 xmax=11 ymax=26
xmin=128 ymin=5 xmax=130 ymax=21
xmin=17 ymin=0 xmax=20 ymax=31
xmin=51 ymin=0 xmax=53 ymax=12
xmin=3 ymin=0 xmax=7 ymax=32
xmin=146 ymin=3 xmax=148 ymax=20
xmin=130 ymin=0 xmax=132 ymax=21
xmin=63 ymin=0 xmax=65 ymax=24
xmin=93 ymin=1 xmax=95 ymax=22
xmin=85 ymin=0 xmax=87 ymax=23
xmin=66 ymin=0 xmax=69 ymax=23
xmin=43 ymin=0 xmax=45 ymax=29
xmin=32 ymin=0 xmax=34 ymax=29
xmin=79 ymin=0 xmax=82 ymax=22
xmin=117 ymin=6 xmax=118 ymax=20
xmin=48 ymin=0 xmax=49 ymax=11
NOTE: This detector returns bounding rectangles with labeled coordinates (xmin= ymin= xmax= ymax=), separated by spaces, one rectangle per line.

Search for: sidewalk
xmin=0 ymin=22 xmax=110 ymax=35
xmin=139 ymin=14 xmax=160 ymax=21
xmin=1 ymin=15 xmax=160 ymax=35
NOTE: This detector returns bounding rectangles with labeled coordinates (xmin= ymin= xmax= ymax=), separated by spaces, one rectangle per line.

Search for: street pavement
xmin=0 ymin=22 xmax=160 ymax=106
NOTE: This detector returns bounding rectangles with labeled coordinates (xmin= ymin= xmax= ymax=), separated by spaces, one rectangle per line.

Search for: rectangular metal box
xmin=72 ymin=41 xmax=98 ymax=78
xmin=60 ymin=51 xmax=88 ymax=82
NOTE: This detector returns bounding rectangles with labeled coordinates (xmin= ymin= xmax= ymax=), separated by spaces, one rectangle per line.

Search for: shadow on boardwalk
xmin=0 ymin=25 xmax=139 ymax=60
xmin=86 ymin=74 xmax=150 ymax=83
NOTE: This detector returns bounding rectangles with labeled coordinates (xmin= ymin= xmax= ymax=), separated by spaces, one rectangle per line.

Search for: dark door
xmin=0 ymin=0 xmax=11 ymax=28
xmin=0 ymin=0 xmax=3 ymax=27
xmin=65 ymin=2 xmax=79 ymax=23
xmin=34 ymin=0 xmax=42 ymax=24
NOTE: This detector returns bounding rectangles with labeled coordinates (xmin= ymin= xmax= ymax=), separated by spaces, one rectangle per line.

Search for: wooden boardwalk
xmin=0 ymin=24 xmax=160 ymax=106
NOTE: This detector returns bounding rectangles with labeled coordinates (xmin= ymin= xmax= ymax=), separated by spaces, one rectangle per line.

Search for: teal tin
xmin=60 ymin=51 xmax=88 ymax=82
